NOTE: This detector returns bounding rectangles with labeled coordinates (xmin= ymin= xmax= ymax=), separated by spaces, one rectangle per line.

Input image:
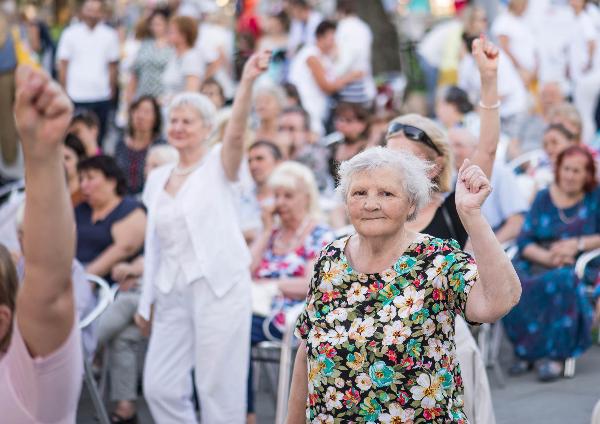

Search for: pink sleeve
xmin=3 ymin=319 xmax=83 ymax=422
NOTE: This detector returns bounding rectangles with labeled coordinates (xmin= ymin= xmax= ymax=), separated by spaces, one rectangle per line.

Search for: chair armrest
xmin=502 ymin=240 xmax=519 ymax=261
xmin=575 ymin=248 xmax=600 ymax=280
xmin=79 ymin=274 xmax=116 ymax=329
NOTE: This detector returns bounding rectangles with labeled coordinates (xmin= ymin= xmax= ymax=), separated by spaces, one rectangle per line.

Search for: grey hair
xmin=253 ymin=80 xmax=287 ymax=109
xmin=168 ymin=92 xmax=217 ymax=131
xmin=337 ymin=147 xmax=434 ymax=221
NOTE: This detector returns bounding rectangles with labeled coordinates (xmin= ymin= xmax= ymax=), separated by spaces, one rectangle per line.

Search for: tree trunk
xmin=356 ymin=1 xmax=401 ymax=74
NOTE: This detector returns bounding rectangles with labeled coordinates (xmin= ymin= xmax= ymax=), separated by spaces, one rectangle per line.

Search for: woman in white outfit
xmin=135 ymin=52 xmax=271 ymax=424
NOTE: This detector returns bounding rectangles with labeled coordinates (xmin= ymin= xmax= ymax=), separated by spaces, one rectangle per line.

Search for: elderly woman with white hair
xmin=135 ymin=52 xmax=271 ymax=424
xmin=253 ymin=82 xmax=287 ymax=143
xmin=287 ymin=147 xmax=521 ymax=423
xmin=246 ymin=161 xmax=335 ymax=422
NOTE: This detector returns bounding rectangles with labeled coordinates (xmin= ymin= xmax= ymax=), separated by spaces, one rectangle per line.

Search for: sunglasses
xmin=546 ymin=123 xmax=577 ymax=140
xmin=386 ymin=122 xmax=443 ymax=156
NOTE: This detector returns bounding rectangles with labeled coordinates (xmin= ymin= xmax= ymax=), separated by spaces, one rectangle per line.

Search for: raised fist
xmin=14 ymin=65 xmax=73 ymax=157
xmin=472 ymin=35 xmax=499 ymax=80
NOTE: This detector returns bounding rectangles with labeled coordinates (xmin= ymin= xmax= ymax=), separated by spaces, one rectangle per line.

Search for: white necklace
xmin=172 ymin=161 xmax=201 ymax=176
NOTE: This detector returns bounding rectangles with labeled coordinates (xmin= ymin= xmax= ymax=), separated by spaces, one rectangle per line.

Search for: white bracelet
xmin=478 ymin=100 xmax=501 ymax=110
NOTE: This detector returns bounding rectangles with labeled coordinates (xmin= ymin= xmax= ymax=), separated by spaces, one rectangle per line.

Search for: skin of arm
xmin=306 ymin=56 xmax=362 ymax=95
xmin=109 ymin=61 xmax=118 ymax=100
xmin=455 ymin=160 xmax=521 ymax=323
xmin=124 ymin=73 xmax=138 ymax=106
xmin=221 ymin=51 xmax=270 ymax=181
xmin=14 ymin=65 xmax=76 ymax=357
xmin=85 ymin=209 xmax=146 ymax=277
xmin=255 ymin=259 xmax=316 ymax=300
xmin=286 ymin=342 xmax=309 ymax=424
xmin=493 ymin=213 xmax=525 ymax=244
xmin=184 ymin=75 xmax=202 ymax=92
xmin=58 ymin=59 xmax=68 ymax=88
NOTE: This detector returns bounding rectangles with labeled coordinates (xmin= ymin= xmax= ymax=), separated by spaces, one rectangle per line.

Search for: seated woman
xmin=247 ymin=161 xmax=334 ymax=423
xmin=286 ymin=147 xmax=521 ymax=422
xmin=63 ymin=133 xmax=87 ymax=207
xmin=114 ymin=95 xmax=165 ymax=195
xmin=504 ymin=145 xmax=600 ymax=381
xmin=75 ymin=155 xmax=147 ymax=422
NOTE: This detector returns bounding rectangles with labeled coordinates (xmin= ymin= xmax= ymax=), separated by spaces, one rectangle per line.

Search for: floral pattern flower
xmin=295 ymin=235 xmax=477 ymax=422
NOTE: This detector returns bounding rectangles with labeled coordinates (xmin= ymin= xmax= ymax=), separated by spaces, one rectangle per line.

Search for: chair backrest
xmin=79 ymin=274 xmax=115 ymax=329
xmin=508 ymin=149 xmax=547 ymax=174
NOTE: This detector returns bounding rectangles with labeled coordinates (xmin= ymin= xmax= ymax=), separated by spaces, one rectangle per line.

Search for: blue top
xmin=75 ymin=196 xmax=144 ymax=283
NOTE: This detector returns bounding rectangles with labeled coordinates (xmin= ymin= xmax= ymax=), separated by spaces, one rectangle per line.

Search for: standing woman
xmin=136 ymin=52 xmax=271 ymax=424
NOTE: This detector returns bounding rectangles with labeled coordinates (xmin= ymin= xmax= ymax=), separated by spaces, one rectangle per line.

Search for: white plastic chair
xmin=80 ymin=274 xmax=116 ymax=424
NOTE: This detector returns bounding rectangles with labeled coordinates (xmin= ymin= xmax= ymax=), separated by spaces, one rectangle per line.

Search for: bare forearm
xmin=494 ymin=214 xmax=524 ymax=244
xmin=221 ymin=77 xmax=253 ymax=178
xmin=274 ymin=277 xmax=311 ymax=300
xmin=86 ymin=244 xmax=136 ymax=277
xmin=472 ymin=76 xmax=499 ymax=178
xmin=521 ymin=243 xmax=552 ymax=266
xmin=58 ymin=61 xmax=67 ymax=88
xmin=463 ymin=214 xmax=521 ymax=320
xmin=109 ymin=62 xmax=118 ymax=98
xmin=286 ymin=344 xmax=308 ymax=424
xmin=250 ymin=229 xmax=272 ymax=272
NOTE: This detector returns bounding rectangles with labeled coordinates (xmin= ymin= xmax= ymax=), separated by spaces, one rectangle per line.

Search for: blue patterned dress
xmin=503 ymin=188 xmax=599 ymax=361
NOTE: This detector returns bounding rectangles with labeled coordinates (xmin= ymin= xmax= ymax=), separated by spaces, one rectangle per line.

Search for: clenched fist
xmin=14 ymin=65 xmax=73 ymax=157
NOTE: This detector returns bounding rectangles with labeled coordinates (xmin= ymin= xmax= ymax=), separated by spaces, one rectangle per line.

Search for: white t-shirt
xmin=162 ymin=50 xmax=203 ymax=103
xmin=481 ymin=162 xmax=529 ymax=229
xmin=288 ymin=45 xmax=332 ymax=135
xmin=458 ymin=51 xmax=528 ymax=118
xmin=334 ymin=15 xmax=376 ymax=101
xmin=195 ymin=22 xmax=235 ymax=98
xmin=287 ymin=11 xmax=323 ymax=55
xmin=56 ymin=22 xmax=120 ymax=102
xmin=567 ymin=10 xmax=598 ymax=81
xmin=491 ymin=12 xmax=537 ymax=73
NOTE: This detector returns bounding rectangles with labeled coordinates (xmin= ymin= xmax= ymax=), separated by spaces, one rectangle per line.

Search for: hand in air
xmin=241 ymin=50 xmax=271 ymax=82
xmin=455 ymin=159 xmax=492 ymax=218
xmin=472 ymin=34 xmax=499 ymax=79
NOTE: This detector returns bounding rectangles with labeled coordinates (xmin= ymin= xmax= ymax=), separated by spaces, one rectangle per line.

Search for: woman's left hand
xmin=473 ymin=34 xmax=499 ymax=80
xmin=455 ymin=159 xmax=492 ymax=218
xmin=241 ymin=50 xmax=271 ymax=83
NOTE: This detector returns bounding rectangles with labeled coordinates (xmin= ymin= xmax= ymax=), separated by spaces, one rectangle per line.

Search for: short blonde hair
xmin=386 ymin=114 xmax=454 ymax=192
xmin=548 ymin=102 xmax=583 ymax=142
xmin=268 ymin=161 xmax=321 ymax=219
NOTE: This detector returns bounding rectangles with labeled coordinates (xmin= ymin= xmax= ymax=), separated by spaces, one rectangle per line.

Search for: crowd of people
xmin=1 ymin=0 xmax=600 ymax=422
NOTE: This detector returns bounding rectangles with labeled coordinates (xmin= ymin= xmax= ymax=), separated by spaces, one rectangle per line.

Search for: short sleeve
xmin=440 ymin=239 xmax=479 ymax=319
xmin=294 ymin=248 xmax=328 ymax=340
xmin=106 ymin=28 xmax=120 ymax=62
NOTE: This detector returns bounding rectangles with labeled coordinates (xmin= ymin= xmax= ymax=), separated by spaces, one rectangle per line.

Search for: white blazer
xmin=137 ymin=144 xmax=252 ymax=320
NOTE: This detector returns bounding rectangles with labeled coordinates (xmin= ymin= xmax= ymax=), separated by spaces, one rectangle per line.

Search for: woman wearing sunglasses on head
xmin=386 ymin=36 xmax=500 ymax=249
xmin=384 ymin=36 xmax=501 ymax=424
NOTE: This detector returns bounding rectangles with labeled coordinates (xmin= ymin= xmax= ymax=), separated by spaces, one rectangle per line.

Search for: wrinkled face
xmin=387 ymin=133 xmax=441 ymax=180
xmin=167 ymin=106 xmax=209 ymax=151
xmin=201 ymin=83 xmax=225 ymax=109
xmin=81 ymin=0 xmax=103 ymax=27
xmin=557 ymin=154 xmax=589 ymax=195
xmin=254 ymin=93 xmax=282 ymax=121
xmin=448 ymin=130 xmax=475 ymax=169
xmin=346 ymin=168 xmax=413 ymax=238
xmin=274 ymin=182 xmax=309 ymax=223
xmin=150 ymin=13 xmax=168 ymax=39
xmin=543 ymin=129 xmax=576 ymax=165
xmin=278 ymin=112 xmax=308 ymax=156
xmin=539 ymin=83 xmax=564 ymax=112
xmin=248 ymin=146 xmax=279 ymax=186
xmin=132 ymin=100 xmax=156 ymax=134
xmin=79 ymin=169 xmax=117 ymax=206
xmin=63 ymin=146 xmax=79 ymax=182
xmin=334 ymin=112 xmax=367 ymax=141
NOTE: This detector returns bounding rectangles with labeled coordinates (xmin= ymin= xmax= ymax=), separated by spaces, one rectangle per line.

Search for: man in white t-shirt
xmin=333 ymin=0 xmax=376 ymax=105
xmin=57 ymin=0 xmax=119 ymax=146
xmin=195 ymin=17 xmax=235 ymax=99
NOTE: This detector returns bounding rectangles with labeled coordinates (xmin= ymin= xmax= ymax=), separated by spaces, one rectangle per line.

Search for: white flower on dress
xmin=377 ymin=304 xmax=397 ymax=323
xmin=327 ymin=325 xmax=349 ymax=346
xmin=382 ymin=320 xmax=412 ymax=346
xmin=379 ymin=403 xmax=416 ymax=423
xmin=381 ymin=268 xmax=399 ymax=283
xmin=314 ymin=413 xmax=335 ymax=424
xmin=356 ymin=373 xmax=373 ymax=391
xmin=393 ymin=285 xmax=425 ymax=318
xmin=318 ymin=280 xmax=334 ymax=293
xmin=410 ymin=373 xmax=444 ymax=409
xmin=425 ymin=338 xmax=445 ymax=361
xmin=325 ymin=307 xmax=348 ymax=324
xmin=347 ymin=282 xmax=368 ymax=305
xmin=335 ymin=377 xmax=345 ymax=388
xmin=321 ymin=260 xmax=346 ymax=287
xmin=324 ymin=386 xmax=343 ymax=411
xmin=436 ymin=311 xmax=453 ymax=335
xmin=422 ymin=318 xmax=436 ymax=337
xmin=348 ymin=317 xmax=376 ymax=344
xmin=308 ymin=326 xmax=328 ymax=346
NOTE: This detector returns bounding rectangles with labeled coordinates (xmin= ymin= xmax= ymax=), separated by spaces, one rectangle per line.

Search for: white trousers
xmin=143 ymin=276 xmax=251 ymax=424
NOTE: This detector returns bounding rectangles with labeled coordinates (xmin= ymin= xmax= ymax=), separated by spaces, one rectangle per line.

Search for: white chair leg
xmin=564 ymin=357 xmax=576 ymax=378
xmin=83 ymin=359 xmax=111 ymax=424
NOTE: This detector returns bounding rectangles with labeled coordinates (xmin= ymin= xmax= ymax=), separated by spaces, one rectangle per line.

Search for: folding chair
xmin=80 ymin=274 xmax=117 ymax=424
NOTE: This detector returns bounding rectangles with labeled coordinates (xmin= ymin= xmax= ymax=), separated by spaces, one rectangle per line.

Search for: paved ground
xmin=78 ymin=337 xmax=600 ymax=424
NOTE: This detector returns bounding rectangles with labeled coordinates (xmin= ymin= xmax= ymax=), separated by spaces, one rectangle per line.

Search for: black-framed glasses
xmin=386 ymin=122 xmax=443 ymax=156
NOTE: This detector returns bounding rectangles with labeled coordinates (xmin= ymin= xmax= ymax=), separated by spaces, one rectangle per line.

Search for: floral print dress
xmin=295 ymin=234 xmax=478 ymax=423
